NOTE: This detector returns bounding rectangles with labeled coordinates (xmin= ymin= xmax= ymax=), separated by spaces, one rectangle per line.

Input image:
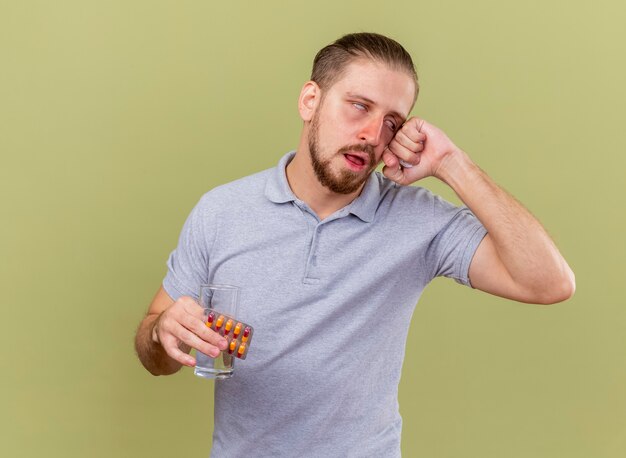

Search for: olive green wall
xmin=2 ymin=1 xmax=624 ymax=457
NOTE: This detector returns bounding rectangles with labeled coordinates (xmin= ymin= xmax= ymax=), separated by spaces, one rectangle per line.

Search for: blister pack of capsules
xmin=205 ymin=311 xmax=254 ymax=360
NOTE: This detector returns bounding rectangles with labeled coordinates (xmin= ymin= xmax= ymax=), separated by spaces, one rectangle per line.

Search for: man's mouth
xmin=343 ymin=152 xmax=368 ymax=170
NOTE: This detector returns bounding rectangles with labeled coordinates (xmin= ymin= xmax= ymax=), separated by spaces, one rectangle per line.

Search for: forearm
xmin=134 ymin=313 xmax=186 ymax=376
xmin=437 ymin=149 xmax=575 ymax=299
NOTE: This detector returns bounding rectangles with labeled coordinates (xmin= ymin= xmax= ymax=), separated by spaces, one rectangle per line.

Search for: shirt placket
xmin=293 ymin=202 xmax=349 ymax=284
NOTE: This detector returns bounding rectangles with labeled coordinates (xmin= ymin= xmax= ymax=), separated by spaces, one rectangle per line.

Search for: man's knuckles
xmin=177 ymin=295 xmax=200 ymax=309
xmin=399 ymin=124 xmax=422 ymax=143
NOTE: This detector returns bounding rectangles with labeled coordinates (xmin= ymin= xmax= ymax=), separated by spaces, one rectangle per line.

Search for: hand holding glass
xmin=194 ymin=284 xmax=240 ymax=379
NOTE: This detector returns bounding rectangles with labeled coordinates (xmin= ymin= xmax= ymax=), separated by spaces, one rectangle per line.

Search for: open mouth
xmin=344 ymin=153 xmax=367 ymax=170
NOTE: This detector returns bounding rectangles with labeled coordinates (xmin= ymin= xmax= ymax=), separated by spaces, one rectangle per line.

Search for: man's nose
xmin=358 ymin=117 xmax=384 ymax=146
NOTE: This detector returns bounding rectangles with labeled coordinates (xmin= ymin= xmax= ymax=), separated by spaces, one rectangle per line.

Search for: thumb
xmin=382 ymin=148 xmax=405 ymax=183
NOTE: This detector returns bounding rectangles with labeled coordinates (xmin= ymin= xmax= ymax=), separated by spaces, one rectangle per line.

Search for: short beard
xmin=308 ymin=111 xmax=376 ymax=195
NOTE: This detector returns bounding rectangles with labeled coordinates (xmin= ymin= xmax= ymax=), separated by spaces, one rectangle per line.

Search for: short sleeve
xmin=424 ymin=199 xmax=488 ymax=287
xmin=162 ymin=196 xmax=215 ymax=301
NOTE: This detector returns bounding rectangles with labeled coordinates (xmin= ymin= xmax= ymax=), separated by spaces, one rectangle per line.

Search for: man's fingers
xmin=198 ymin=324 xmax=229 ymax=350
xmin=382 ymin=149 xmax=405 ymax=182
xmin=382 ymin=147 xmax=399 ymax=168
xmin=382 ymin=164 xmax=406 ymax=183
xmin=173 ymin=297 xmax=228 ymax=350
xmin=160 ymin=334 xmax=196 ymax=366
xmin=173 ymin=322 xmax=223 ymax=358
xmin=393 ymin=126 xmax=425 ymax=149
xmin=393 ymin=131 xmax=417 ymax=151
xmin=401 ymin=121 xmax=427 ymax=143
xmin=179 ymin=310 xmax=228 ymax=350
xmin=152 ymin=296 xmax=231 ymax=368
xmin=388 ymin=139 xmax=420 ymax=167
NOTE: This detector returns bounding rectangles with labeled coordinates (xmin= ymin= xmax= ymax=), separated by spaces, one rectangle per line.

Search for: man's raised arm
xmin=383 ymin=118 xmax=575 ymax=304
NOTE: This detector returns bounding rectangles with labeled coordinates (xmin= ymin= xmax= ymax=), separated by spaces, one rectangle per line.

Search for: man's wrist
xmin=434 ymin=148 xmax=478 ymax=189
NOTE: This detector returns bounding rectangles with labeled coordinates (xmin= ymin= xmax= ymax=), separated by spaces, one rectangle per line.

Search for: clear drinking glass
xmin=194 ymin=284 xmax=240 ymax=379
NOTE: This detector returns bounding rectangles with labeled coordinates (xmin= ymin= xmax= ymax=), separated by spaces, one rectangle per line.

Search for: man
xmin=135 ymin=33 xmax=575 ymax=457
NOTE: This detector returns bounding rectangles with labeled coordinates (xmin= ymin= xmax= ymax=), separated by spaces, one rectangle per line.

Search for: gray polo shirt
xmin=163 ymin=151 xmax=487 ymax=458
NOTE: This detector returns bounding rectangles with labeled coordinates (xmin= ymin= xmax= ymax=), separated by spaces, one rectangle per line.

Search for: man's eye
xmin=353 ymin=103 xmax=367 ymax=111
xmin=385 ymin=119 xmax=397 ymax=131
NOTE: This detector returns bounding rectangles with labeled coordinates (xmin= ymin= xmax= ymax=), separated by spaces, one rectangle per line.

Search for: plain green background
xmin=1 ymin=1 xmax=624 ymax=457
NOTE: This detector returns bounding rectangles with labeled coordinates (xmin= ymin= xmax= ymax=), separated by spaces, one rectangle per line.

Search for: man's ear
xmin=298 ymin=81 xmax=321 ymax=122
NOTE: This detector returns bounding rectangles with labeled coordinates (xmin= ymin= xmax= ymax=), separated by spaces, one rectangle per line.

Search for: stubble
xmin=308 ymin=111 xmax=377 ymax=195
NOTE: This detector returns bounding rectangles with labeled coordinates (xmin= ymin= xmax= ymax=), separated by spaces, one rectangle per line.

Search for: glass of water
xmin=194 ymin=284 xmax=240 ymax=379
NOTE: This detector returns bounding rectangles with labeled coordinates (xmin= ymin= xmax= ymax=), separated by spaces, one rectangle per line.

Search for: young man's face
xmin=308 ymin=58 xmax=416 ymax=194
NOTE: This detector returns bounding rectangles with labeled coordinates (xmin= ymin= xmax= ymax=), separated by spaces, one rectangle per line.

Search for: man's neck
xmin=285 ymin=151 xmax=364 ymax=221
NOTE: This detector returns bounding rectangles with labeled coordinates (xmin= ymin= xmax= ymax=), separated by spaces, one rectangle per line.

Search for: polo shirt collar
xmin=265 ymin=151 xmax=380 ymax=223
xmin=265 ymin=151 xmax=298 ymax=204
xmin=347 ymin=172 xmax=380 ymax=223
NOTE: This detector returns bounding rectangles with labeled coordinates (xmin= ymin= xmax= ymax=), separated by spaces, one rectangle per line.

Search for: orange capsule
xmin=233 ymin=322 xmax=242 ymax=338
xmin=224 ymin=319 xmax=234 ymax=335
xmin=206 ymin=312 xmax=215 ymax=328
xmin=215 ymin=315 xmax=225 ymax=330
xmin=241 ymin=326 xmax=251 ymax=343
xmin=228 ymin=339 xmax=237 ymax=354
xmin=237 ymin=342 xmax=247 ymax=358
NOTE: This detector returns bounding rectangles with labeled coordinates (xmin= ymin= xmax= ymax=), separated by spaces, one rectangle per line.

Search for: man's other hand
xmin=150 ymin=292 xmax=228 ymax=367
